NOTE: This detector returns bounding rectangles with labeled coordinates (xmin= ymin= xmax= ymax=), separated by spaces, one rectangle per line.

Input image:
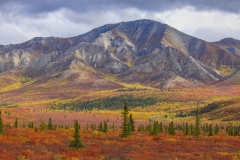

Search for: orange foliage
xmin=0 ymin=128 xmax=239 ymax=159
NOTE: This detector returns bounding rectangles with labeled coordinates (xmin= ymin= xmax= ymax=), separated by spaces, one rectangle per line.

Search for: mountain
xmin=214 ymin=68 xmax=240 ymax=85
xmin=0 ymin=19 xmax=240 ymax=95
xmin=214 ymin=38 xmax=240 ymax=57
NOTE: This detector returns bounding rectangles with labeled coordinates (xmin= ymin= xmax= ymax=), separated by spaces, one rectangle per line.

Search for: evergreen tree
xmin=70 ymin=120 xmax=84 ymax=149
xmin=40 ymin=120 xmax=46 ymax=131
xmin=203 ymin=124 xmax=206 ymax=136
xmin=208 ymin=124 xmax=213 ymax=136
xmin=182 ymin=122 xmax=186 ymax=133
xmin=28 ymin=122 xmax=34 ymax=128
xmin=103 ymin=121 xmax=108 ymax=133
xmin=145 ymin=123 xmax=153 ymax=132
xmin=99 ymin=122 xmax=103 ymax=132
xmin=159 ymin=122 xmax=163 ymax=133
xmin=14 ymin=118 xmax=18 ymax=128
xmin=195 ymin=107 xmax=201 ymax=137
xmin=206 ymin=123 xmax=209 ymax=132
xmin=112 ymin=123 xmax=115 ymax=131
xmin=47 ymin=118 xmax=53 ymax=130
xmin=129 ymin=114 xmax=135 ymax=131
xmin=151 ymin=121 xmax=160 ymax=135
xmin=127 ymin=119 xmax=132 ymax=135
xmin=168 ymin=122 xmax=176 ymax=135
xmin=34 ymin=126 xmax=38 ymax=132
xmin=234 ymin=126 xmax=239 ymax=136
xmin=0 ymin=111 xmax=3 ymax=134
xmin=184 ymin=122 xmax=190 ymax=135
xmin=164 ymin=125 xmax=168 ymax=133
xmin=190 ymin=124 xmax=194 ymax=135
xmin=120 ymin=103 xmax=131 ymax=137
xmin=214 ymin=124 xmax=220 ymax=135
xmin=138 ymin=125 xmax=144 ymax=132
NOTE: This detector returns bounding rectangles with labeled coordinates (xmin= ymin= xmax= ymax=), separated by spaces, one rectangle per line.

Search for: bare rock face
xmin=214 ymin=69 xmax=240 ymax=86
xmin=214 ymin=38 xmax=240 ymax=56
xmin=0 ymin=19 xmax=240 ymax=89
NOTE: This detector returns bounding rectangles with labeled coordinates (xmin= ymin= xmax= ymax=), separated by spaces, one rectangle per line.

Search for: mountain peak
xmin=1 ymin=19 xmax=240 ymax=91
xmin=215 ymin=38 xmax=240 ymax=45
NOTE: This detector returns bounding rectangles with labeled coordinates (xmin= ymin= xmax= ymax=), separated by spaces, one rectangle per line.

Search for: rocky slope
xmin=0 ymin=19 xmax=240 ymax=90
xmin=214 ymin=69 xmax=240 ymax=85
xmin=214 ymin=38 xmax=240 ymax=57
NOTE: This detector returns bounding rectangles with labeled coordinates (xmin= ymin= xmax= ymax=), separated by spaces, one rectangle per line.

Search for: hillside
xmin=0 ymin=19 xmax=240 ymax=102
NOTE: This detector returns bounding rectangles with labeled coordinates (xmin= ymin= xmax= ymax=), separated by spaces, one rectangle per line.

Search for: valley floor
xmin=0 ymin=85 xmax=240 ymax=159
xmin=0 ymin=128 xmax=240 ymax=160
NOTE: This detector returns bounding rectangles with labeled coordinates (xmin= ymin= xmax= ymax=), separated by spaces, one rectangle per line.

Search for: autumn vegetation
xmin=0 ymin=86 xmax=240 ymax=159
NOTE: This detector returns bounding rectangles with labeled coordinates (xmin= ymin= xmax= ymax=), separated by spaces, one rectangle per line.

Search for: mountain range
xmin=0 ymin=19 xmax=240 ymax=95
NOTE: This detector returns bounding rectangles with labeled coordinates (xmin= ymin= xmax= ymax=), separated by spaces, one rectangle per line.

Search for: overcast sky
xmin=0 ymin=0 xmax=240 ymax=45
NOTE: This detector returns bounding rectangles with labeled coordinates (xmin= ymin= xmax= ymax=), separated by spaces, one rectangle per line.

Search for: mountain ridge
xmin=0 ymin=19 xmax=240 ymax=95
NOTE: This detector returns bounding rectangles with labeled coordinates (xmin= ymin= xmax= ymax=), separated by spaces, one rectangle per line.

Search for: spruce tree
xmin=112 ymin=123 xmax=115 ymax=131
xmin=34 ymin=126 xmax=38 ymax=132
xmin=0 ymin=111 xmax=3 ymax=134
xmin=99 ymin=122 xmax=103 ymax=132
xmin=214 ymin=124 xmax=220 ymax=135
xmin=159 ymin=122 xmax=163 ymax=133
xmin=168 ymin=122 xmax=176 ymax=135
xmin=28 ymin=122 xmax=34 ymax=128
xmin=103 ymin=121 xmax=108 ymax=133
xmin=208 ymin=124 xmax=213 ymax=136
xmin=203 ymin=124 xmax=206 ymax=136
xmin=129 ymin=114 xmax=135 ymax=131
xmin=137 ymin=125 xmax=141 ymax=131
xmin=164 ymin=125 xmax=168 ymax=133
xmin=47 ymin=118 xmax=53 ymax=130
xmin=120 ymin=103 xmax=131 ymax=137
xmin=14 ymin=118 xmax=18 ymax=128
xmin=190 ymin=124 xmax=194 ymax=135
xmin=70 ymin=120 xmax=84 ymax=149
xmin=234 ymin=126 xmax=239 ymax=136
xmin=151 ymin=121 xmax=160 ymax=135
xmin=185 ymin=122 xmax=190 ymax=135
xmin=127 ymin=119 xmax=132 ymax=135
xmin=195 ymin=107 xmax=201 ymax=137
xmin=40 ymin=120 xmax=46 ymax=131
xmin=182 ymin=122 xmax=186 ymax=133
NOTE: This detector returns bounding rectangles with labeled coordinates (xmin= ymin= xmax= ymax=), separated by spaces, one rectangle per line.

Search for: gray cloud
xmin=194 ymin=27 xmax=240 ymax=42
xmin=0 ymin=0 xmax=240 ymax=45
xmin=1 ymin=0 xmax=240 ymax=15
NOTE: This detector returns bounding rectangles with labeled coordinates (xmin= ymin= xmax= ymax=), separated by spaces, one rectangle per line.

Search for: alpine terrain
xmin=0 ymin=19 xmax=240 ymax=100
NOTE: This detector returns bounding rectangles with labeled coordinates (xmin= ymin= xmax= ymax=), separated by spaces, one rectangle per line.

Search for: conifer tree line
xmin=0 ymin=106 xmax=239 ymax=139
xmin=49 ymin=94 xmax=158 ymax=111
xmin=137 ymin=107 xmax=240 ymax=137
xmin=226 ymin=124 xmax=240 ymax=136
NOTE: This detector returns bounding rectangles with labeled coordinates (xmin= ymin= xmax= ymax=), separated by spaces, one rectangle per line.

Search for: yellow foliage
xmin=167 ymin=138 xmax=176 ymax=142
xmin=218 ymin=152 xmax=228 ymax=156
xmin=232 ymin=151 xmax=240 ymax=160
xmin=218 ymin=65 xmax=236 ymax=76
xmin=17 ymin=155 xmax=29 ymax=160
xmin=92 ymin=130 xmax=102 ymax=138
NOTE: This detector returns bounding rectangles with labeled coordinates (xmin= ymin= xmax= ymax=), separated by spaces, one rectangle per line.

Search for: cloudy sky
xmin=0 ymin=0 xmax=240 ymax=45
